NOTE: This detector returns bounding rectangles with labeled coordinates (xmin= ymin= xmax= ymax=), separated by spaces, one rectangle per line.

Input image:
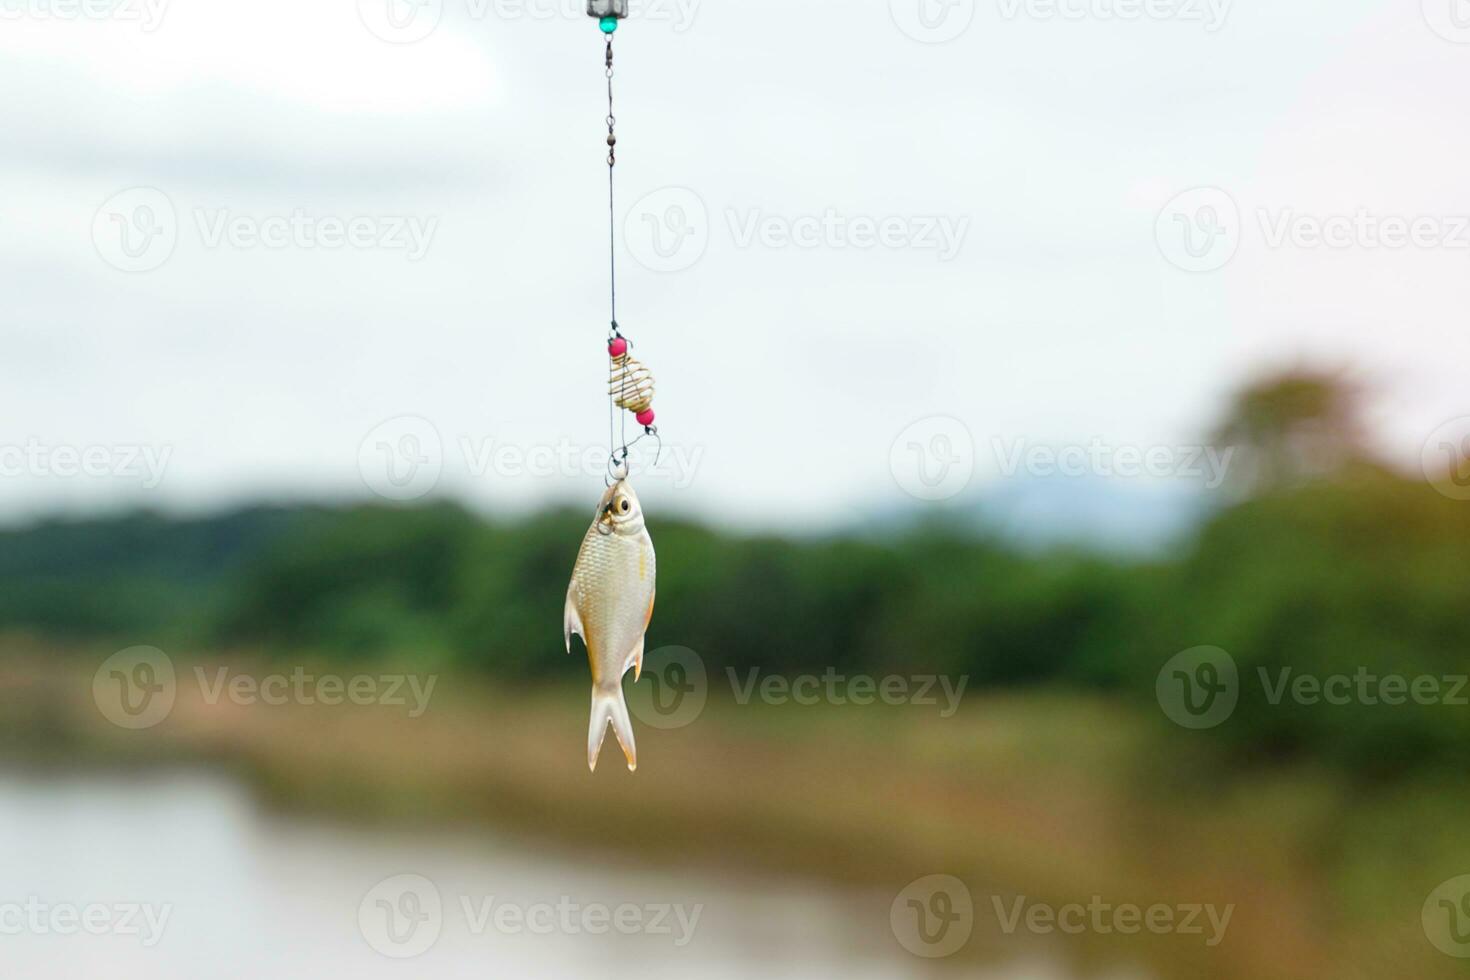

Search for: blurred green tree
xmin=1212 ymin=369 xmax=1364 ymax=493
xmin=2 ymin=367 xmax=1464 ymax=781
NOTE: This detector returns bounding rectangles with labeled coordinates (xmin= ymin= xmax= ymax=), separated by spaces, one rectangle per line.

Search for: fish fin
xmin=564 ymin=593 xmax=583 ymax=654
xmin=587 ymin=685 xmax=637 ymax=773
xmin=627 ymin=638 xmax=646 ymax=683
xmin=632 ymin=590 xmax=655 ymax=680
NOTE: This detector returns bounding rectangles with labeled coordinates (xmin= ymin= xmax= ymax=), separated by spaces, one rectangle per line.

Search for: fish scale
xmin=566 ymin=6 xmax=664 ymax=773
xmin=564 ymin=479 xmax=656 ymax=772
xmin=573 ymin=526 xmax=652 ymax=662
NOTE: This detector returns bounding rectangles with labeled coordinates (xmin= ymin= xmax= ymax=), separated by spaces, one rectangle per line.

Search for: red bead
xmin=608 ymin=338 xmax=628 ymax=357
xmin=636 ymin=409 xmax=655 ymax=427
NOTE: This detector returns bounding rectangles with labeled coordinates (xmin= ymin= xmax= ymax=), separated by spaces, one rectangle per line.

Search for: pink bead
xmin=608 ymin=338 xmax=628 ymax=357
xmin=636 ymin=409 xmax=656 ymax=427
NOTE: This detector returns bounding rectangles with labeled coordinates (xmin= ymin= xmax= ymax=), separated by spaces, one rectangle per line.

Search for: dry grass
xmin=1 ymin=651 xmax=1460 ymax=980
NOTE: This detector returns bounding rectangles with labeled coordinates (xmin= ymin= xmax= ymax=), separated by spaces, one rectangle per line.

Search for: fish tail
xmin=587 ymin=684 xmax=637 ymax=773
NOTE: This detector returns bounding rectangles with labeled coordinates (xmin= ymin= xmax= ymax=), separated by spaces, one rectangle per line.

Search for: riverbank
xmin=1 ymin=648 xmax=1461 ymax=980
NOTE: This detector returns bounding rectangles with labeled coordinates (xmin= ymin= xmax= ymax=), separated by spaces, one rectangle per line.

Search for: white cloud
xmin=0 ymin=0 xmax=1459 ymax=527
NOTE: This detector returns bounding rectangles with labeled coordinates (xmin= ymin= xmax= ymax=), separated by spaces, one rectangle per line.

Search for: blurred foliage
xmin=1 ymin=372 xmax=1463 ymax=780
xmin=1156 ymin=463 xmax=1470 ymax=776
xmin=3 ymin=464 xmax=1463 ymax=780
xmin=1211 ymin=367 xmax=1362 ymax=493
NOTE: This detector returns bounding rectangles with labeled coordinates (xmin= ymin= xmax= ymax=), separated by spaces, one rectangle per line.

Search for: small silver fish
xmin=564 ymin=479 xmax=656 ymax=772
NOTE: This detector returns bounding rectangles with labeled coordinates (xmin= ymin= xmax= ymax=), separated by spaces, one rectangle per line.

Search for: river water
xmin=0 ymin=769 xmax=1099 ymax=979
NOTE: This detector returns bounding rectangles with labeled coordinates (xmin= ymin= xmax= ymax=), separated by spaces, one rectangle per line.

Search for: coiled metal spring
xmin=609 ymin=352 xmax=655 ymax=415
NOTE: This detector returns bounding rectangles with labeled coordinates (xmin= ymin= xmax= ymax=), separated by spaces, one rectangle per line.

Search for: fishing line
xmin=568 ymin=3 xmax=665 ymax=775
xmin=593 ymin=2 xmax=660 ymax=485
xmin=605 ymin=28 xmax=623 ymax=471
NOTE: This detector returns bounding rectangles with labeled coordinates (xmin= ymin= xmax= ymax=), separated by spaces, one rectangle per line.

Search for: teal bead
xmin=599 ymin=16 xmax=618 ymax=32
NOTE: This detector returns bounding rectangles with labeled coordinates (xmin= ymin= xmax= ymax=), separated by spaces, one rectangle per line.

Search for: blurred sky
xmin=0 ymin=0 xmax=1465 ymax=529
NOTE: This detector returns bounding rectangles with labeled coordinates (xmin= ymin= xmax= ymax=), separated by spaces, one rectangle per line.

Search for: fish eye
xmin=618 ymin=498 xmax=631 ymax=513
